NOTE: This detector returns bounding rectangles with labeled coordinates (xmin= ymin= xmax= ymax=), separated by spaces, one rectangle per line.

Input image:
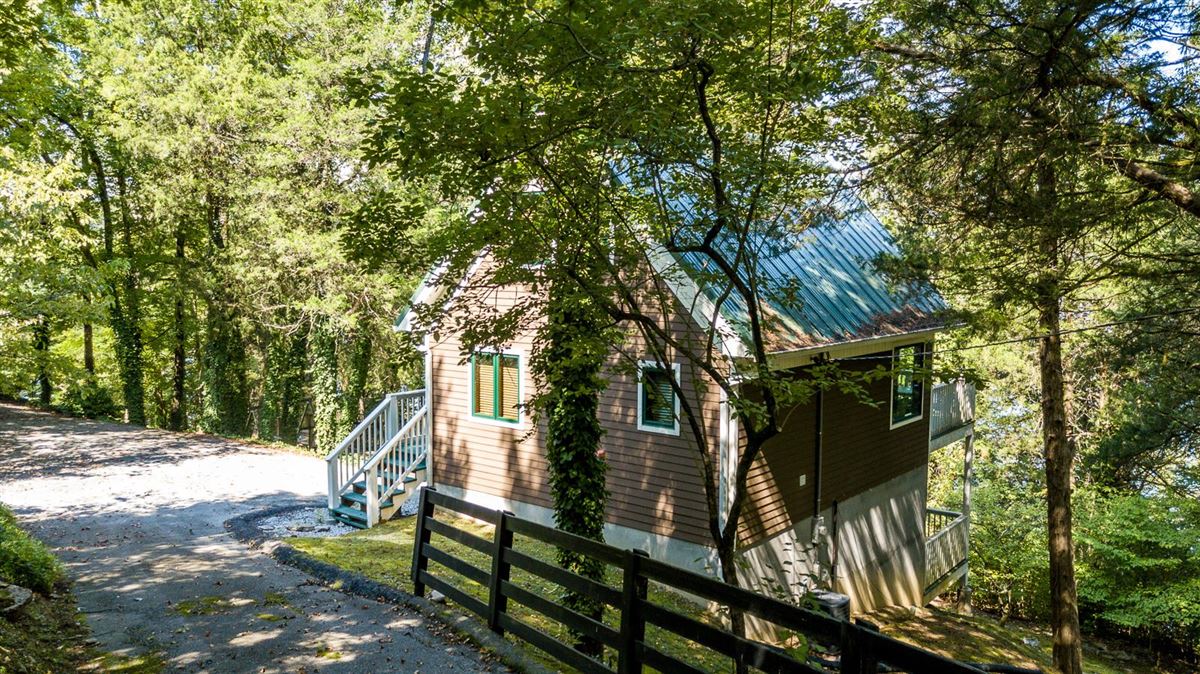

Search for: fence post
xmin=851 ymin=619 xmax=879 ymax=674
xmin=839 ymin=619 xmax=863 ymax=674
xmin=411 ymin=487 xmax=435 ymax=596
xmin=487 ymin=510 xmax=514 ymax=634
xmin=617 ymin=549 xmax=649 ymax=674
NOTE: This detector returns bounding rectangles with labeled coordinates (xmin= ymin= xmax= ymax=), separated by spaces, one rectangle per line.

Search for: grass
xmin=865 ymin=605 xmax=1185 ymax=674
xmin=293 ymin=511 xmax=1195 ymax=674
xmin=0 ymin=502 xmax=165 ymax=673
xmin=0 ymin=505 xmax=62 ymax=595
xmin=291 ymin=512 xmax=745 ymax=673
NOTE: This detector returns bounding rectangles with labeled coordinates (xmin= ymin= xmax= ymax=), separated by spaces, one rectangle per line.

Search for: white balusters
xmin=326 ymin=390 xmax=427 ymax=524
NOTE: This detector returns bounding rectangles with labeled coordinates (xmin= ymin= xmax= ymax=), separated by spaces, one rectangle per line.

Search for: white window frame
xmin=465 ymin=347 xmax=527 ymax=429
xmin=889 ymin=343 xmax=925 ymax=430
xmin=636 ymin=360 xmax=681 ymax=436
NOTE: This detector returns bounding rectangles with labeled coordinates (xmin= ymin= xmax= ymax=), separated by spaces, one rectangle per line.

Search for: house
xmin=324 ymin=205 xmax=976 ymax=614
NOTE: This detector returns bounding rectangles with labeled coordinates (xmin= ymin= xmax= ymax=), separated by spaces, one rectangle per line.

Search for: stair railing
xmin=361 ymin=406 xmax=429 ymax=526
xmin=325 ymin=389 xmax=425 ymax=510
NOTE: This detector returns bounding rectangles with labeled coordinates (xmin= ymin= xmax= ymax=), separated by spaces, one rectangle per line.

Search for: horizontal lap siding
xmin=431 ymin=256 xmax=718 ymax=547
xmin=432 ymin=310 xmax=554 ymax=509
xmin=739 ymin=347 xmax=931 ymax=546
xmin=820 ymin=350 xmax=930 ymax=507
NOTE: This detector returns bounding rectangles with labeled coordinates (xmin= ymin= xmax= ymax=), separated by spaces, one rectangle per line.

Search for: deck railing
xmin=925 ymin=507 xmax=969 ymax=592
xmin=930 ymin=380 xmax=976 ymax=439
xmin=326 ymin=390 xmax=425 ymax=510
xmin=360 ymin=406 xmax=429 ymax=526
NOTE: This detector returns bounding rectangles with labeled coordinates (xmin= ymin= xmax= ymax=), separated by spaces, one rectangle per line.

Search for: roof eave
xmin=763 ymin=325 xmax=946 ymax=371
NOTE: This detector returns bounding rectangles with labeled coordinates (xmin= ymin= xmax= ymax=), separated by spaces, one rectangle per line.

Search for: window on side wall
xmin=891 ymin=343 xmax=925 ymax=427
xmin=637 ymin=361 xmax=680 ymax=435
xmin=471 ymin=352 xmax=520 ymax=423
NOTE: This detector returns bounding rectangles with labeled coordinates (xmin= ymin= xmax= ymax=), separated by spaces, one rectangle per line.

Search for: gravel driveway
xmin=0 ymin=403 xmax=504 ymax=673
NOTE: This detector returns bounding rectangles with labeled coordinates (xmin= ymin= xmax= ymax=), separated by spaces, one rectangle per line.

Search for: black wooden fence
xmin=410 ymin=487 xmax=1026 ymax=674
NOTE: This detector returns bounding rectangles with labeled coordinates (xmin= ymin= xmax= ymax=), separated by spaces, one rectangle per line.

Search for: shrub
xmin=0 ymin=506 xmax=62 ymax=594
xmin=57 ymin=375 xmax=120 ymax=420
xmin=1076 ymin=490 xmax=1200 ymax=656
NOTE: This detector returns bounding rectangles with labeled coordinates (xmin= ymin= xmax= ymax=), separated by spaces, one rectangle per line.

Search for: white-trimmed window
xmin=471 ymin=351 xmax=521 ymax=424
xmin=637 ymin=361 xmax=680 ymax=435
xmin=890 ymin=343 xmax=925 ymax=428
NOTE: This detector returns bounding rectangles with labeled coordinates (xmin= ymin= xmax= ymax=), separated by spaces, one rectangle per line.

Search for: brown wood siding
xmin=739 ymin=347 xmax=932 ymax=546
xmin=430 ymin=255 xmax=719 ymax=546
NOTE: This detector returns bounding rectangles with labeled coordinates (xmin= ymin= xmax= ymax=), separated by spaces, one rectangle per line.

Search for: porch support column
xmin=959 ymin=430 xmax=974 ymax=613
xmin=422 ymin=333 xmax=434 ymax=487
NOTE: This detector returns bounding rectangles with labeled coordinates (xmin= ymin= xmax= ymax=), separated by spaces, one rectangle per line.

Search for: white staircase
xmin=326 ymin=390 xmax=429 ymax=529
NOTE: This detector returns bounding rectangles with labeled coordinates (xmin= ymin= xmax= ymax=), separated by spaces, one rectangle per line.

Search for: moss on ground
xmin=88 ymin=650 xmax=168 ymax=673
xmin=260 ymin=591 xmax=290 ymax=608
xmin=172 ymin=596 xmax=237 ymax=616
xmin=314 ymin=643 xmax=342 ymax=660
xmin=865 ymin=605 xmax=1185 ymax=674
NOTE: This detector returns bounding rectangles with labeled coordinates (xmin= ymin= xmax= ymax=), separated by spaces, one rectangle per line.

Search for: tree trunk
xmin=718 ymin=542 xmax=748 ymax=672
xmin=90 ymin=146 xmax=144 ymax=425
xmin=718 ymin=441 xmax=750 ymax=674
xmin=115 ymin=165 xmax=146 ymax=426
xmin=83 ymin=323 xmax=95 ymax=374
xmin=34 ymin=316 xmax=52 ymax=406
xmin=1038 ymin=292 xmax=1083 ymax=674
xmin=199 ymin=193 xmax=248 ymax=435
xmin=344 ymin=330 xmax=371 ymax=423
xmin=311 ymin=319 xmax=341 ymax=454
xmin=168 ymin=227 xmax=187 ymax=431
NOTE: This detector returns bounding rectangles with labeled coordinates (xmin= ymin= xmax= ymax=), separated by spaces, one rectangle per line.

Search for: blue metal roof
xmin=677 ymin=202 xmax=947 ymax=352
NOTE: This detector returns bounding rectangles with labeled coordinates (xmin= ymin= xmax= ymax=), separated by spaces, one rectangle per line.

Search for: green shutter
xmin=472 ymin=352 xmax=518 ymax=422
xmin=473 ymin=353 xmax=496 ymax=417
xmin=498 ymin=355 xmax=520 ymax=421
xmin=641 ymin=366 xmax=676 ymax=429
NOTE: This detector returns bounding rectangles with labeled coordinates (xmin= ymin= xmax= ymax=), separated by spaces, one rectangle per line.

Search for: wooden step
xmin=341 ymin=491 xmax=395 ymax=509
xmin=379 ymin=460 xmax=427 ymax=473
xmin=330 ymin=505 xmax=368 ymax=529
xmin=352 ymin=474 xmax=420 ymax=494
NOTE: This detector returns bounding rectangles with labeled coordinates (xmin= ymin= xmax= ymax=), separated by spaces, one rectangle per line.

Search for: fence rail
xmin=411 ymin=487 xmax=1015 ymax=674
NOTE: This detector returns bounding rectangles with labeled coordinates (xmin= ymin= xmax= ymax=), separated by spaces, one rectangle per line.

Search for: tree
xmin=363 ymin=5 xmax=875 ymax=661
xmin=2 ymin=0 xmax=424 ymax=438
xmin=870 ymin=2 xmax=1195 ymax=670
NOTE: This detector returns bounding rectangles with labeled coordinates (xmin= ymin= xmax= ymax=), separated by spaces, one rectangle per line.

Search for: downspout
xmin=811 ymin=386 xmax=823 ymax=539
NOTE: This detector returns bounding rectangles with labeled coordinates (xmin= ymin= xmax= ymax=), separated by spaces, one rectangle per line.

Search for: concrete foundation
xmin=737 ymin=465 xmax=928 ymax=614
xmin=434 ymin=483 xmax=721 ymax=576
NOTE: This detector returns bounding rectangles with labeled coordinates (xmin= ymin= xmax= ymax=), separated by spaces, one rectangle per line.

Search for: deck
xmin=923 ymin=507 xmax=969 ymax=603
xmin=929 ymin=379 xmax=975 ymax=450
xmin=924 ymin=379 xmax=975 ymax=603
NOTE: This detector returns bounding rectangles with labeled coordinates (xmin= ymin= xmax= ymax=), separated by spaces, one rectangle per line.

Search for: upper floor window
xmin=472 ymin=352 xmax=520 ymax=423
xmin=891 ymin=343 xmax=925 ymax=427
xmin=637 ymin=361 xmax=680 ymax=435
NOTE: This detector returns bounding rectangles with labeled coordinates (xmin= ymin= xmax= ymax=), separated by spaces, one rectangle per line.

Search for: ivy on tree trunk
xmin=534 ymin=278 xmax=611 ymax=656
xmin=311 ymin=318 xmax=342 ymax=454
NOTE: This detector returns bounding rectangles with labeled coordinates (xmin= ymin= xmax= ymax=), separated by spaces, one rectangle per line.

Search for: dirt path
xmin=0 ymin=403 xmax=504 ymax=673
